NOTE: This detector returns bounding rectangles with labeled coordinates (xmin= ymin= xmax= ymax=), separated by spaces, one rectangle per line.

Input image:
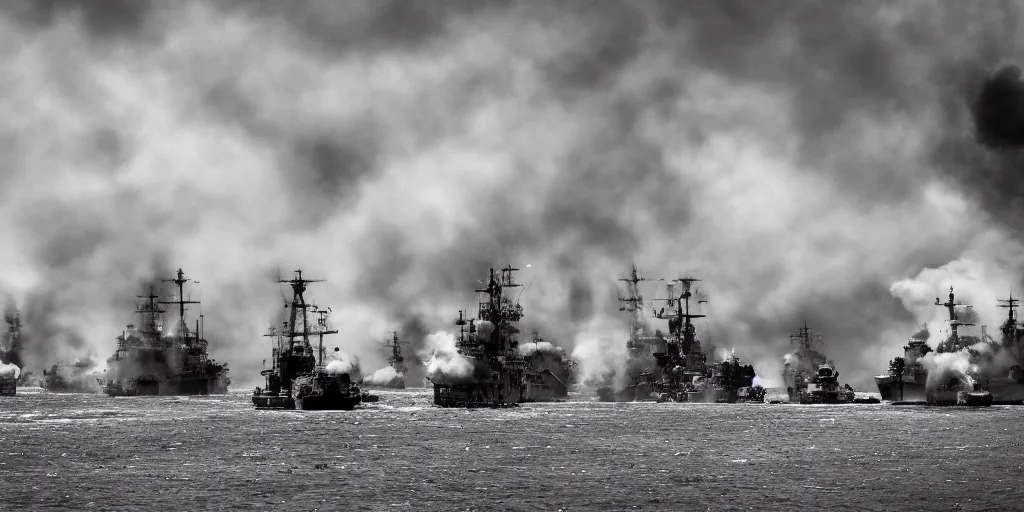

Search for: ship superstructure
xmin=385 ymin=331 xmax=408 ymax=376
xmin=105 ymin=269 xmax=230 ymax=396
xmin=934 ymin=287 xmax=979 ymax=354
xmin=253 ymin=270 xmax=369 ymax=410
xmin=361 ymin=332 xmax=409 ymax=390
xmin=432 ymin=265 xmax=554 ymax=407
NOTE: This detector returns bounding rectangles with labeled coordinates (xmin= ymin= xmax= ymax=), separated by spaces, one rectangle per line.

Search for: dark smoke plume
xmin=5 ymin=1 xmax=1024 ymax=390
xmin=972 ymin=64 xmax=1024 ymax=148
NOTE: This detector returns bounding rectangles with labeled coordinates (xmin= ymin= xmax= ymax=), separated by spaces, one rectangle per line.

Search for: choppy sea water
xmin=1 ymin=388 xmax=1022 ymax=512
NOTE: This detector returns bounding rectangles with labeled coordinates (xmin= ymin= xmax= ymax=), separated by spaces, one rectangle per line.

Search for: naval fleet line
xmin=3 ymin=265 xmax=1024 ymax=409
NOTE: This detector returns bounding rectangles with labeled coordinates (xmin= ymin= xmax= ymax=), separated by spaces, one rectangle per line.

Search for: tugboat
xmin=252 ymin=270 xmax=370 ymax=410
xmin=798 ymin=363 xmax=855 ymax=404
xmin=431 ymin=265 xmax=552 ymax=407
xmin=293 ymin=307 xmax=366 ymax=411
xmin=105 ymin=269 xmax=230 ymax=396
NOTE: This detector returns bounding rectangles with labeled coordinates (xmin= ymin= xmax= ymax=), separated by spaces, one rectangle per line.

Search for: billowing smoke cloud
xmin=44 ymin=359 xmax=103 ymax=393
xmin=5 ymin=2 xmax=1024 ymax=390
xmin=920 ymin=351 xmax=977 ymax=393
xmin=324 ymin=350 xmax=361 ymax=380
xmin=363 ymin=366 xmax=404 ymax=388
xmin=0 ymin=361 xmax=20 ymax=379
xmin=891 ymin=253 xmax=1024 ymax=346
xmin=419 ymin=331 xmax=482 ymax=385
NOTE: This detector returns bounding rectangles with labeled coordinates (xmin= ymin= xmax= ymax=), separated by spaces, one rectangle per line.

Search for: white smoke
xmin=363 ymin=365 xmax=404 ymax=387
xmin=4 ymin=2 xmax=1024 ymax=393
xmin=715 ymin=347 xmax=734 ymax=363
xmin=569 ymin=316 xmax=628 ymax=388
xmin=751 ymin=355 xmax=784 ymax=388
xmin=0 ymin=361 xmax=20 ymax=379
xmin=518 ymin=340 xmax=559 ymax=357
xmin=419 ymin=331 xmax=476 ymax=384
xmin=325 ymin=351 xmax=361 ymax=379
xmin=920 ymin=350 xmax=976 ymax=392
xmin=890 ymin=249 xmax=1024 ymax=343
xmin=475 ymin=321 xmax=495 ymax=339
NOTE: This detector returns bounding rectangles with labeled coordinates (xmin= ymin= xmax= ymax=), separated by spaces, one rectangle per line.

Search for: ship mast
xmin=312 ymin=307 xmax=338 ymax=371
xmin=454 ymin=310 xmax=472 ymax=345
xmin=790 ymin=320 xmax=823 ymax=353
xmin=279 ymin=269 xmax=324 ymax=356
xmin=136 ymin=286 xmax=165 ymax=340
xmin=935 ymin=286 xmax=974 ymax=343
xmin=618 ymin=264 xmax=660 ymax=336
xmin=384 ymin=331 xmax=407 ymax=369
xmin=158 ymin=268 xmax=200 ymax=340
xmin=653 ymin=277 xmax=706 ymax=352
xmin=475 ymin=266 xmax=523 ymax=348
xmin=998 ymin=291 xmax=1019 ymax=343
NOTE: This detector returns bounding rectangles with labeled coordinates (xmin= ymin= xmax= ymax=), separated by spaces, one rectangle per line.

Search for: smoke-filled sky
xmin=3 ymin=0 xmax=1024 ymax=389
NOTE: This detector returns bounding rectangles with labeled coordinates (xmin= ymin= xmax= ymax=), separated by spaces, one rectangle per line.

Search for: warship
xmin=252 ymin=270 xmax=371 ymax=410
xmin=430 ymin=265 xmax=553 ymax=408
xmin=362 ymin=332 xmax=408 ymax=389
xmin=598 ymin=268 xmax=757 ymax=403
xmin=105 ymin=269 xmax=230 ymax=396
xmin=595 ymin=265 xmax=664 ymax=402
xmin=877 ymin=287 xmax=999 ymax=406
xmin=985 ymin=292 xmax=1024 ymax=403
xmin=782 ymin=322 xmax=855 ymax=404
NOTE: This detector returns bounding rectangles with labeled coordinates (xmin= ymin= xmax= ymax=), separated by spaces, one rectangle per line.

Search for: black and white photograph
xmin=2 ymin=1 xmax=1024 ymax=510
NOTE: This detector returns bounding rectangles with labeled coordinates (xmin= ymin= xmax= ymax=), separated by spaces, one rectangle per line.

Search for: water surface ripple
xmin=2 ymin=388 xmax=1022 ymax=511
